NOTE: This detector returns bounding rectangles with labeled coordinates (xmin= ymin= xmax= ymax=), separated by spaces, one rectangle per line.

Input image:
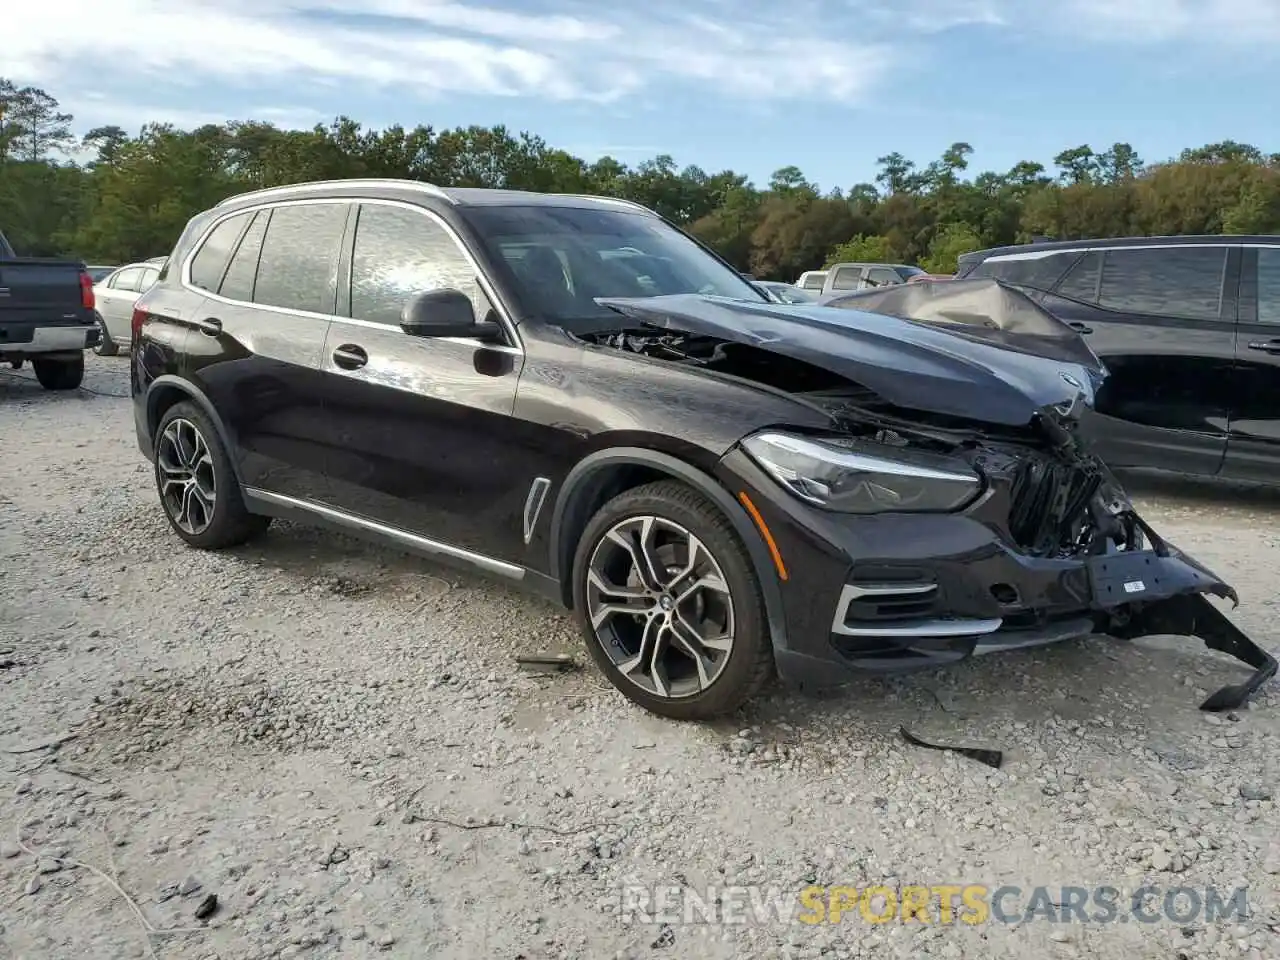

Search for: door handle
xmin=1068 ymin=321 xmax=1093 ymax=335
xmin=333 ymin=344 xmax=368 ymax=370
xmin=1246 ymin=340 xmax=1280 ymax=353
xmin=195 ymin=317 xmax=221 ymax=337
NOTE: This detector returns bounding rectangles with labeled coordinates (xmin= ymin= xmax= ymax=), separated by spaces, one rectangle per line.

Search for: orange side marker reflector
xmin=738 ymin=491 xmax=788 ymax=582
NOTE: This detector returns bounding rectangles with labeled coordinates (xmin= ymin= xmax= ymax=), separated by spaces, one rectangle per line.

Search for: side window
xmin=188 ymin=212 xmax=251 ymax=292
xmin=1258 ymin=248 xmax=1280 ymax=325
xmin=830 ymin=267 xmax=863 ymax=291
xmin=253 ymin=203 xmax=348 ymax=315
xmin=218 ymin=210 xmax=268 ymax=303
xmin=139 ymin=267 xmax=159 ymax=290
xmin=973 ymin=252 xmax=1077 ymax=293
xmin=1097 ymin=247 xmax=1226 ymax=321
xmin=1054 ymin=251 xmax=1102 ymax=303
xmin=110 ymin=267 xmax=143 ymax=292
xmin=349 ymin=204 xmax=490 ymax=327
xmin=866 ymin=267 xmax=900 ymax=286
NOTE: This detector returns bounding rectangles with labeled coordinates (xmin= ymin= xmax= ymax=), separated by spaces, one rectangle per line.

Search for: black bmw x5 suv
xmin=130 ymin=179 xmax=1275 ymax=720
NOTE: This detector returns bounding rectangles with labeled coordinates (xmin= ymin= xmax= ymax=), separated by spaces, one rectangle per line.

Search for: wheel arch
xmin=547 ymin=447 xmax=789 ymax=653
xmin=145 ymin=376 xmax=244 ymax=486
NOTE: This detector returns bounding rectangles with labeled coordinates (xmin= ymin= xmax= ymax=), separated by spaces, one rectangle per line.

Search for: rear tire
xmin=93 ymin=314 xmax=119 ymax=356
xmin=32 ymin=355 xmax=84 ymax=391
xmin=154 ymin=400 xmax=271 ymax=550
xmin=572 ymin=479 xmax=775 ymax=721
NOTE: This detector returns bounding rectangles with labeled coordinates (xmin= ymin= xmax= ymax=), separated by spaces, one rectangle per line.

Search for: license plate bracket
xmin=1087 ymin=550 xmax=1166 ymax=608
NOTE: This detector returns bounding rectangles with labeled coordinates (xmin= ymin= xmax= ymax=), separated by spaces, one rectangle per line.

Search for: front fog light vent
xmin=842 ymin=580 xmax=940 ymax=623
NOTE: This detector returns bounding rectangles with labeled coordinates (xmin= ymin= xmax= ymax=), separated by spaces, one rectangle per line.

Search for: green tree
xmin=2 ymin=74 xmax=1277 ymax=278
xmin=826 ymin=234 xmax=893 ymax=266
xmin=921 ymin=223 xmax=982 ymax=273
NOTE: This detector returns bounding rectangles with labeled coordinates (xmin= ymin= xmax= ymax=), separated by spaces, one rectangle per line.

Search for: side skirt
xmin=241 ymin=486 xmax=562 ymax=602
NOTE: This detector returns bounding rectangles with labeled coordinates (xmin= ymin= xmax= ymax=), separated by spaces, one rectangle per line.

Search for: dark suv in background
xmin=958 ymin=236 xmax=1280 ymax=484
xmin=128 ymin=181 xmax=1274 ymax=720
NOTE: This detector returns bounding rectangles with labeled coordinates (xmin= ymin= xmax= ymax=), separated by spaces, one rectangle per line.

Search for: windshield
xmin=464 ymin=204 xmax=764 ymax=326
xmin=898 ymin=265 xmax=926 ymax=278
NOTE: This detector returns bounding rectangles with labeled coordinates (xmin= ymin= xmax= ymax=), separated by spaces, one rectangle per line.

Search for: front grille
xmin=1007 ymin=453 xmax=1102 ymax=557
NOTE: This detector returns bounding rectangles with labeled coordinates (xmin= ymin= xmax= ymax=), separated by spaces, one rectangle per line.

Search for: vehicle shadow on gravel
xmin=1121 ymin=469 xmax=1280 ymax=513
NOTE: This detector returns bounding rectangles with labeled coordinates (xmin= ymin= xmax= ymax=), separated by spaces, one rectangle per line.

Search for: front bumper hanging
xmin=1108 ymin=592 xmax=1278 ymax=712
xmin=1101 ymin=515 xmax=1277 ymax=712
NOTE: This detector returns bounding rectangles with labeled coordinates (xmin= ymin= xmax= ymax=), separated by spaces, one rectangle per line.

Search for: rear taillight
xmin=80 ymin=272 xmax=95 ymax=310
xmin=131 ymin=306 xmax=147 ymax=340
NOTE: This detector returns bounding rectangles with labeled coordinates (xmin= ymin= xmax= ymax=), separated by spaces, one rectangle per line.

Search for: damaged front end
xmin=804 ymin=388 xmax=1276 ymax=712
xmin=588 ymin=285 xmax=1276 ymax=710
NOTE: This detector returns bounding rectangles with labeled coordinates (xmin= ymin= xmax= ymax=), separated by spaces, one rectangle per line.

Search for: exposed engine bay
xmin=586 ymin=328 xmax=1138 ymax=561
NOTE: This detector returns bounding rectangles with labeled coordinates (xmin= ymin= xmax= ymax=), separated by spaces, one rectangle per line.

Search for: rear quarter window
xmin=188 ymin=212 xmax=252 ymax=292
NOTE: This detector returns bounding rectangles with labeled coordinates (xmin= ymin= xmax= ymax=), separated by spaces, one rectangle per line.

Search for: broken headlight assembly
xmin=741 ymin=431 xmax=983 ymax=514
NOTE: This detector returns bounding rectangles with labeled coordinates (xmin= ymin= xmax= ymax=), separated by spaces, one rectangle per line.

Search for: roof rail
xmin=215 ymin=178 xmax=453 ymax=208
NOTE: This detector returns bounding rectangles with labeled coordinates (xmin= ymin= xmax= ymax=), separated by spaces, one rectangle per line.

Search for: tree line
xmin=2 ymin=78 xmax=1278 ymax=279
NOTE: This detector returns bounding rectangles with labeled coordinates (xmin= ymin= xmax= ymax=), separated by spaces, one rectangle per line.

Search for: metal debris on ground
xmin=899 ymin=726 xmax=1003 ymax=769
xmin=515 ymin=653 xmax=578 ymax=674
xmin=194 ymin=893 xmax=218 ymax=920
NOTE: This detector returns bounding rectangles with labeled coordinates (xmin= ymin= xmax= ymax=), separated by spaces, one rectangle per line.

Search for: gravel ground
xmin=2 ymin=353 xmax=1279 ymax=960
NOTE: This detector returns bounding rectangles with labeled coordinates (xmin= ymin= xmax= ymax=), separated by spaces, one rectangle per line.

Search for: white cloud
xmin=7 ymin=0 xmax=1274 ymax=140
xmin=1054 ymin=0 xmax=1280 ymax=44
xmin=8 ymin=0 xmax=894 ymax=114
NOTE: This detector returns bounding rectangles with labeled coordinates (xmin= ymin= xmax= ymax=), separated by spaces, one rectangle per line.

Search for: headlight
xmin=741 ymin=431 xmax=982 ymax=514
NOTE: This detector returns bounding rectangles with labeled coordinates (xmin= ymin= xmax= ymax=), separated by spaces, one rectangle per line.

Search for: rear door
xmin=1222 ymin=244 xmax=1280 ymax=482
xmin=183 ymin=200 xmax=350 ymax=504
xmin=96 ymin=266 xmax=142 ymax=339
xmin=1040 ymin=244 xmax=1237 ymax=477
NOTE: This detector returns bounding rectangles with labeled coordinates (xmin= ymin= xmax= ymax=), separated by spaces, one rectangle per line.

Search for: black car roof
xmin=964 ymin=234 xmax=1280 ymax=262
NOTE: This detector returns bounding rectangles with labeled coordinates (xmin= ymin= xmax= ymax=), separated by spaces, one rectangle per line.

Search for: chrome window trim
xmin=180 ymin=196 xmax=524 ymax=355
xmin=558 ymin=194 xmax=653 ymax=214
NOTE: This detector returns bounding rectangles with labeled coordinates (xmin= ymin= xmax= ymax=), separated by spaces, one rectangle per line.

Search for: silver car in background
xmin=751 ymin=280 xmax=819 ymax=304
xmin=92 ymin=258 xmax=165 ymax=355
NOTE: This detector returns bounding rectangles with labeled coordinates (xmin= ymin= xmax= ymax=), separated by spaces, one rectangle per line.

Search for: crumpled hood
xmin=597 ymin=285 xmax=1108 ymax=427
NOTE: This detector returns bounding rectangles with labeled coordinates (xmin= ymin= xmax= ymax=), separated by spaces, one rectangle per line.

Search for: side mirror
xmin=400 ymin=289 xmax=500 ymax=340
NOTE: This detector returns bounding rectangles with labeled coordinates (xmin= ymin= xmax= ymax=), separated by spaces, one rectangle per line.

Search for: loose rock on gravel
xmin=2 ymin=354 xmax=1279 ymax=958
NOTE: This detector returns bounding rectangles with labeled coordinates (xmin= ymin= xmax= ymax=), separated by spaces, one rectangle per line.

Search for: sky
xmin=9 ymin=0 xmax=1280 ymax=191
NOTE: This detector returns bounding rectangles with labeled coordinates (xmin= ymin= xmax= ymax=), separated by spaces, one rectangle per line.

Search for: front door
xmin=1041 ymin=244 xmax=1238 ymax=478
xmin=317 ymin=201 xmax=528 ymax=563
xmin=1223 ymin=245 xmax=1280 ymax=482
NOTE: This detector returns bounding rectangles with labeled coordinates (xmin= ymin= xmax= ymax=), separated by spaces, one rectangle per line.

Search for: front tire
xmin=32 ymin=355 xmax=84 ymax=390
xmin=153 ymin=401 xmax=271 ymax=550
xmin=572 ymin=479 xmax=774 ymax=720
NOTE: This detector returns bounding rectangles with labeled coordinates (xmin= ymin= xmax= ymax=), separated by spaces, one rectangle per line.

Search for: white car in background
xmin=92 ymin=258 xmax=165 ymax=356
xmin=796 ymin=270 xmax=827 ymax=293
